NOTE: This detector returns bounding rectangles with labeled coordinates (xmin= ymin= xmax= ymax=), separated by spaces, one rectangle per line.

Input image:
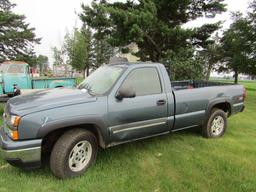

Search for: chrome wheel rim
xmin=68 ymin=141 xmax=92 ymax=172
xmin=211 ymin=116 xmax=224 ymax=136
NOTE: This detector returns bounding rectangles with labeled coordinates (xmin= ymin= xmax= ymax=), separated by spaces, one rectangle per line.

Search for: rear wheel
xmin=50 ymin=129 xmax=98 ymax=179
xmin=202 ymin=108 xmax=227 ymax=138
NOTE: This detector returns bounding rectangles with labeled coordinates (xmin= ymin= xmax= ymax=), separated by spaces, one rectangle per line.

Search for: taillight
xmin=243 ymin=87 xmax=247 ymax=101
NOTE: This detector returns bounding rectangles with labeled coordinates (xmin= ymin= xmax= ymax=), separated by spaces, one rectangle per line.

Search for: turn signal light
xmin=10 ymin=130 xmax=19 ymax=140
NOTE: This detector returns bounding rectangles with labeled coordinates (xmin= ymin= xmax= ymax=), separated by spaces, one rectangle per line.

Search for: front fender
xmin=36 ymin=114 xmax=109 ymax=147
xmin=16 ymin=96 xmax=108 ymax=146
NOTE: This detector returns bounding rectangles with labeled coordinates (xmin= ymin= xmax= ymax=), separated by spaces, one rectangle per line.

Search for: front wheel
xmin=50 ymin=129 xmax=98 ymax=179
xmin=202 ymin=108 xmax=227 ymax=138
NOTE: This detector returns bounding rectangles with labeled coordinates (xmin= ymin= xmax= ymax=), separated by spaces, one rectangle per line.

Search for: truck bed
xmin=32 ymin=77 xmax=76 ymax=89
xmin=170 ymin=80 xmax=244 ymax=131
xmin=171 ymin=80 xmax=233 ymax=90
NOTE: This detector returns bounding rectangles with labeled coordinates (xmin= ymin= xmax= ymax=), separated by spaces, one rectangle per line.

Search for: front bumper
xmin=0 ymin=126 xmax=42 ymax=170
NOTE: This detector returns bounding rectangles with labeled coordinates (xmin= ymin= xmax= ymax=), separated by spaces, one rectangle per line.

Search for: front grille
xmin=3 ymin=112 xmax=8 ymax=134
xmin=5 ymin=102 xmax=10 ymax=115
xmin=3 ymin=105 xmax=11 ymax=133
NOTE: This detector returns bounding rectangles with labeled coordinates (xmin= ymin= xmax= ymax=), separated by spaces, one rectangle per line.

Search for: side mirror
xmin=116 ymin=87 xmax=136 ymax=100
xmin=29 ymin=68 xmax=33 ymax=77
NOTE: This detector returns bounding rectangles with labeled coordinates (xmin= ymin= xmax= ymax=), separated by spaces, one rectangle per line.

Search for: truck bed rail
xmin=171 ymin=80 xmax=234 ymax=90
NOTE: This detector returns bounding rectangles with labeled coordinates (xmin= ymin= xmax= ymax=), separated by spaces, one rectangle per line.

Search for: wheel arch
xmin=206 ymin=99 xmax=232 ymax=118
xmin=41 ymin=121 xmax=108 ymax=154
xmin=48 ymin=80 xmax=70 ymax=88
xmin=202 ymin=99 xmax=232 ymax=126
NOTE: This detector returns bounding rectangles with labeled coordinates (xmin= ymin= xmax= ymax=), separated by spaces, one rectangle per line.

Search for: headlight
xmin=5 ymin=115 xmax=20 ymax=140
xmin=10 ymin=115 xmax=21 ymax=127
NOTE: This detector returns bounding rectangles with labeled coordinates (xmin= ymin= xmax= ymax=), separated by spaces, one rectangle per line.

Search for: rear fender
xmin=205 ymin=99 xmax=232 ymax=123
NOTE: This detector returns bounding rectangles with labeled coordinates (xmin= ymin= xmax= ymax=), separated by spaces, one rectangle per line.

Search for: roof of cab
xmin=1 ymin=61 xmax=28 ymax=65
xmin=108 ymin=61 xmax=158 ymax=67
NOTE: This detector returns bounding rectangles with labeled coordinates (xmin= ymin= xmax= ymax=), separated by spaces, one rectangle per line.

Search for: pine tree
xmin=0 ymin=0 xmax=40 ymax=62
xmin=80 ymin=1 xmax=114 ymax=67
xmin=79 ymin=0 xmax=225 ymax=80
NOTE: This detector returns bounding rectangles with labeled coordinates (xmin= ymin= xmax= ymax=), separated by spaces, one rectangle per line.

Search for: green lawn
xmin=0 ymin=81 xmax=255 ymax=192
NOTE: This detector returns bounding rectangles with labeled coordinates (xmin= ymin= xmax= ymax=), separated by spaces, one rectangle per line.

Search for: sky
xmin=11 ymin=0 xmax=252 ymax=65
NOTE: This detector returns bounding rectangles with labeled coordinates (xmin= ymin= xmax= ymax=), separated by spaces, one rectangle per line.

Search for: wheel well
xmin=42 ymin=124 xmax=105 ymax=155
xmin=212 ymin=102 xmax=231 ymax=116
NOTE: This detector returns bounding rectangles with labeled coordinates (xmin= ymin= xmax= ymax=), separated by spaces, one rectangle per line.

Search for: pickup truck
xmin=0 ymin=62 xmax=245 ymax=179
xmin=0 ymin=61 xmax=76 ymax=96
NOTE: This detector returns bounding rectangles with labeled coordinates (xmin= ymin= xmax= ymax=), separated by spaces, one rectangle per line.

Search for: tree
xmin=162 ymin=47 xmax=204 ymax=80
xmin=80 ymin=0 xmax=225 ymax=63
xmin=52 ymin=47 xmax=65 ymax=66
xmin=247 ymin=0 xmax=256 ymax=75
xmin=93 ymin=37 xmax=114 ymax=68
xmin=36 ymin=55 xmax=49 ymax=74
xmin=81 ymin=25 xmax=94 ymax=75
xmin=202 ymin=42 xmax=222 ymax=80
xmin=198 ymin=34 xmax=222 ymax=80
xmin=79 ymin=0 xmax=226 ymax=80
xmin=220 ymin=12 xmax=254 ymax=83
xmin=63 ymin=26 xmax=92 ymax=78
xmin=80 ymin=1 xmax=115 ymax=67
xmin=218 ymin=1 xmax=256 ymax=83
xmin=0 ymin=0 xmax=40 ymax=62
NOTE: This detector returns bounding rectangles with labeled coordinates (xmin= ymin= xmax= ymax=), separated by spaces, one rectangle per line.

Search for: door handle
xmin=157 ymin=99 xmax=166 ymax=106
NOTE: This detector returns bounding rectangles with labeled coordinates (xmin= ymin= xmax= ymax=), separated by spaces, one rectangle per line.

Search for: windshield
xmin=0 ymin=64 xmax=25 ymax=73
xmin=78 ymin=65 xmax=125 ymax=95
xmin=7 ymin=64 xmax=25 ymax=73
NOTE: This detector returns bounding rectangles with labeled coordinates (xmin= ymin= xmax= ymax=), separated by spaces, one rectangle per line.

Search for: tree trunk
xmin=156 ymin=52 xmax=160 ymax=62
xmin=149 ymin=51 xmax=160 ymax=62
xmin=205 ymin=64 xmax=213 ymax=81
xmin=86 ymin=67 xmax=89 ymax=77
xmin=83 ymin=69 xmax=86 ymax=79
xmin=205 ymin=69 xmax=211 ymax=81
xmin=234 ymin=70 xmax=238 ymax=84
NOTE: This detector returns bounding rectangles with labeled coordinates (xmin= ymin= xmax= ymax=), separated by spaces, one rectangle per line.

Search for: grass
xmin=0 ymin=81 xmax=256 ymax=192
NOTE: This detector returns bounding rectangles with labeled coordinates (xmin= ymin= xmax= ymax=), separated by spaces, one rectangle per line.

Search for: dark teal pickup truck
xmin=0 ymin=61 xmax=76 ymax=96
xmin=0 ymin=62 xmax=245 ymax=178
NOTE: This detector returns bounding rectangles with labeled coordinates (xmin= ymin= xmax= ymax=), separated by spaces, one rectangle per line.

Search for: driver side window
xmin=120 ymin=67 xmax=162 ymax=96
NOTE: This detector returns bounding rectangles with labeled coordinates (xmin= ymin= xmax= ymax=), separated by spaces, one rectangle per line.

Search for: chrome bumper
xmin=0 ymin=145 xmax=41 ymax=162
xmin=0 ymin=126 xmax=42 ymax=169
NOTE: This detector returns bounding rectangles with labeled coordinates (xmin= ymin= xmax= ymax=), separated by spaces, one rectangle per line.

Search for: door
xmin=108 ymin=67 xmax=168 ymax=142
xmin=24 ymin=65 xmax=32 ymax=89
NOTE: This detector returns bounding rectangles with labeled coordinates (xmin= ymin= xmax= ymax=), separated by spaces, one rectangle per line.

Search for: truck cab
xmin=0 ymin=61 xmax=31 ymax=95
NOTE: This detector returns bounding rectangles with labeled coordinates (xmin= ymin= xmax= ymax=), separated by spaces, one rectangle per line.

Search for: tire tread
xmin=202 ymin=108 xmax=227 ymax=138
xmin=50 ymin=129 xmax=97 ymax=179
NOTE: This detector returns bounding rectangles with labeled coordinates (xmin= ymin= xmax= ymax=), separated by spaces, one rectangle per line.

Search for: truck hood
xmin=7 ymin=88 xmax=97 ymax=116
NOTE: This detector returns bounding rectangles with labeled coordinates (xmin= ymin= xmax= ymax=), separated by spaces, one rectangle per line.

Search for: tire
xmin=50 ymin=129 xmax=98 ymax=179
xmin=202 ymin=108 xmax=227 ymax=138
